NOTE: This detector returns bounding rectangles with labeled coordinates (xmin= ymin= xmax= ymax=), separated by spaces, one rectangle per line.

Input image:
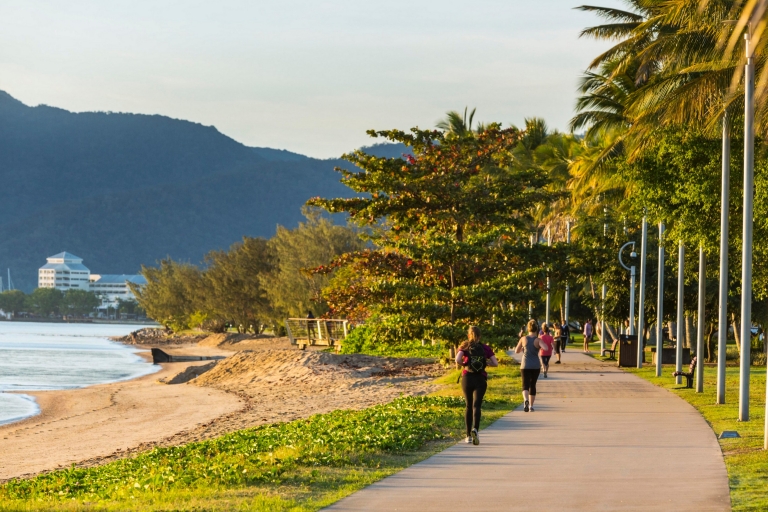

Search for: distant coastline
xmin=0 ymin=318 xmax=159 ymax=325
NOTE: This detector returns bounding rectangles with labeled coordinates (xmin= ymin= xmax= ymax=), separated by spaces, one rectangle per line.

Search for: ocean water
xmin=0 ymin=322 xmax=159 ymax=426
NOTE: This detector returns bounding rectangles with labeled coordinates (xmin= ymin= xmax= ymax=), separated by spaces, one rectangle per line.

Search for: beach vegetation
xmin=0 ymin=365 xmax=520 ymax=511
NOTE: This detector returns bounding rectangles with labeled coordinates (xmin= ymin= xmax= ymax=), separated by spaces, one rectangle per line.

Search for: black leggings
xmin=461 ymin=373 xmax=487 ymax=436
xmin=521 ymin=369 xmax=541 ymax=395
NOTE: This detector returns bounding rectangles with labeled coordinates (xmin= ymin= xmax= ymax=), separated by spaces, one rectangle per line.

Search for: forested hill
xmin=0 ymin=91 xmax=402 ymax=291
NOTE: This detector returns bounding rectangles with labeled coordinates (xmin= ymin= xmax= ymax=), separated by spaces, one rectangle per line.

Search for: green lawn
xmin=626 ymin=364 xmax=768 ymax=512
xmin=0 ymin=360 xmax=521 ymax=511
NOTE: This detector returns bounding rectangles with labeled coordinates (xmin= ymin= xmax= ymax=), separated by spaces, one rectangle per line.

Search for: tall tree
xmin=264 ymin=208 xmax=364 ymax=319
xmin=309 ymin=122 xmax=561 ymax=348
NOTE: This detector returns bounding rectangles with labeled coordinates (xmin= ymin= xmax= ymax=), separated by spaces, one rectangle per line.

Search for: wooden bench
xmin=602 ymin=347 xmax=617 ymax=360
xmin=673 ymin=356 xmax=697 ymax=389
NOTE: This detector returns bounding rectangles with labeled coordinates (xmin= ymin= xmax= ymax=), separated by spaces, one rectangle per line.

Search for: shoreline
xmin=0 ymin=358 xmax=243 ymax=482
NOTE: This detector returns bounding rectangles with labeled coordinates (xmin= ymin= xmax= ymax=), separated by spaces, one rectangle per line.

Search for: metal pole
xmin=637 ymin=216 xmax=648 ymax=368
xmin=656 ymin=223 xmax=665 ymax=377
xmin=565 ymin=221 xmax=570 ymax=329
xmin=601 ymin=284 xmax=606 ymax=355
xmin=629 ymin=266 xmax=636 ymax=336
xmin=601 ymin=216 xmax=607 ymax=355
xmin=697 ymin=247 xmax=706 ymax=392
xmin=741 ymin=31 xmax=755 ymax=422
xmin=546 ymin=227 xmax=551 ymax=326
xmin=676 ymin=241 xmax=685 ymax=385
xmin=718 ymin=112 xmax=731 ymax=405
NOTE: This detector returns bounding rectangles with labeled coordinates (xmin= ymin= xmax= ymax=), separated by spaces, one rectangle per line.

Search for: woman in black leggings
xmin=455 ymin=326 xmax=499 ymax=445
xmin=515 ymin=319 xmax=550 ymax=412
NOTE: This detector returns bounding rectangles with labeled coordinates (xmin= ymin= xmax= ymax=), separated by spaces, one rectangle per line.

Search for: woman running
xmin=515 ymin=319 xmax=549 ymax=412
xmin=553 ymin=324 xmax=563 ymax=364
xmin=455 ymin=326 xmax=498 ymax=445
xmin=539 ymin=322 xmax=554 ymax=378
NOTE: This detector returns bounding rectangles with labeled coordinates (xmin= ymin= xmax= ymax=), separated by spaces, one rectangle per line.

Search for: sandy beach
xmin=0 ymin=333 xmax=443 ymax=482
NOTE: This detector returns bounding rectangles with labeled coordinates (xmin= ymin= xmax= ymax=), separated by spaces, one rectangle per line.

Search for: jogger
xmin=515 ymin=319 xmax=549 ymax=412
xmin=456 ymin=326 xmax=498 ymax=445
xmin=539 ymin=323 xmax=554 ymax=377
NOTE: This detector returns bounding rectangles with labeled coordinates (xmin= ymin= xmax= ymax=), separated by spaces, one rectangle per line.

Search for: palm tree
xmin=436 ymin=107 xmax=477 ymax=136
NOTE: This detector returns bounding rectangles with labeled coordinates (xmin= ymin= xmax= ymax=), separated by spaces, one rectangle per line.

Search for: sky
xmin=0 ymin=0 xmax=625 ymax=158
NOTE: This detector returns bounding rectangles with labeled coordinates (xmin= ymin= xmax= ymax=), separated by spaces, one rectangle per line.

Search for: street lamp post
xmin=656 ymin=223 xmax=665 ymax=377
xmin=676 ymin=241 xmax=685 ymax=385
xmin=741 ymin=30 xmax=755 ymax=422
xmin=565 ymin=221 xmax=571 ymax=333
xmin=697 ymin=246 xmax=706 ymax=393
xmin=618 ymin=241 xmax=637 ymax=339
xmin=718 ymin=112 xmax=730 ymax=405
xmin=601 ymin=213 xmax=607 ymax=355
xmin=637 ymin=215 xmax=648 ymax=368
xmin=546 ymin=227 xmax=551 ymax=326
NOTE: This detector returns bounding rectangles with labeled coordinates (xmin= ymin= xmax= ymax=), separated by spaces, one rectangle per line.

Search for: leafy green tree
xmin=264 ymin=208 xmax=364 ymax=319
xmin=202 ymin=237 xmax=275 ymax=332
xmin=131 ymin=259 xmax=203 ymax=331
xmin=0 ymin=290 xmax=26 ymax=317
xmin=309 ymin=123 xmax=561 ymax=348
xmin=26 ymin=288 xmax=64 ymax=317
xmin=117 ymin=298 xmax=144 ymax=318
xmin=61 ymin=289 xmax=99 ymax=316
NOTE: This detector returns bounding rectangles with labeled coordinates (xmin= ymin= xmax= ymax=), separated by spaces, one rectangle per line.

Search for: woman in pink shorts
xmin=539 ymin=323 xmax=554 ymax=378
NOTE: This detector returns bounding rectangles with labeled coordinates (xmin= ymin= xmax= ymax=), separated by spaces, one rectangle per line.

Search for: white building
xmin=89 ymin=274 xmax=147 ymax=307
xmin=38 ymin=252 xmax=91 ymax=291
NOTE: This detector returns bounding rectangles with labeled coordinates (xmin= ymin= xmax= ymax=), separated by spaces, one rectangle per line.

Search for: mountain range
xmin=0 ymin=91 xmax=403 ymax=291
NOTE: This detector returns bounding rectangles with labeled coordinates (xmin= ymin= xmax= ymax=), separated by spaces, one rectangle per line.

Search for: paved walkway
xmin=326 ymin=350 xmax=730 ymax=511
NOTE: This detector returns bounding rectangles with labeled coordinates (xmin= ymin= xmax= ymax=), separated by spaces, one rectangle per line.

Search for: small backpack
xmin=466 ymin=343 xmax=487 ymax=373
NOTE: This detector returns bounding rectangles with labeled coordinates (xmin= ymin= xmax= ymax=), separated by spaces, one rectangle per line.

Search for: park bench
xmin=602 ymin=346 xmax=617 ymax=360
xmin=285 ymin=318 xmax=350 ymax=350
xmin=673 ymin=356 xmax=697 ymax=389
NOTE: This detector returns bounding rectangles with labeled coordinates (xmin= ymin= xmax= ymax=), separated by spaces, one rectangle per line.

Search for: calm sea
xmin=0 ymin=322 xmax=159 ymax=426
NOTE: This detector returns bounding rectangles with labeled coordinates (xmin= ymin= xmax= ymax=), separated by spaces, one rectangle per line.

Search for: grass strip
xmin=626 ymin=364 xmax=768 ymax=512
xmin=1 ymin=363 xmax=520 ymax=511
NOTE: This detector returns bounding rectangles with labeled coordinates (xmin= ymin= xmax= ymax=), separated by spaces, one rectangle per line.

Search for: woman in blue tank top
xmin=514 ymin=319 xmax=550 ymax=412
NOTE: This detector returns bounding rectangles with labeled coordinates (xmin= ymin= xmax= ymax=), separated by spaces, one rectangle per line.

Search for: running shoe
xmin=555 ymin=360 xmax=561 ymax=364
xmin=465 ymin=436 xmax=472 ymax=444
xmin=471 ymin=428 xmax=479 ymax=445
xmin=524 ymin=400 xmax=530 ymax=412
xmin=530 ymin=406 xmax=535 ymax=412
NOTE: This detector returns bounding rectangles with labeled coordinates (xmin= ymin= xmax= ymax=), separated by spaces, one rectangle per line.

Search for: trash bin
xmin=618 ymin=334 xmax=641 ymax=367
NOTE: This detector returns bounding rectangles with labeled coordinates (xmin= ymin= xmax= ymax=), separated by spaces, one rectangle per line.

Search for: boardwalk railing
xmin=285 ymin=318 xmax=349 ymax=349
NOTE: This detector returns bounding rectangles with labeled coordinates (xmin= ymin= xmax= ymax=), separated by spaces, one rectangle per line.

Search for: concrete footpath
xmin=326 ymin=351 xmax=731 ymax=511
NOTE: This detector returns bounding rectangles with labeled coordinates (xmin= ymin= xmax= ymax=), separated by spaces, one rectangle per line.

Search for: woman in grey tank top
xmin=514 ymin=319 xmax=550 ymax=412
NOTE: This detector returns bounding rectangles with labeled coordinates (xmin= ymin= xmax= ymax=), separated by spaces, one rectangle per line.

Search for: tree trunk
xmin=649 ymin=323 xmax=657 ymax=347
xmin=732 ymin=312 xmax=741 ymax=354
xmin=605 ymin=322 xmax=619 ymax=343
xmin=707 ymin=322 xmax=716 ymax=363
xmin=685 ymin=315 xmax=695 ymax=349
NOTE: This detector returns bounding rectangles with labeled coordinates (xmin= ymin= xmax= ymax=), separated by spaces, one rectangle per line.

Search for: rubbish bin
xmin=618 ymin=334 xmax=640 ymax=367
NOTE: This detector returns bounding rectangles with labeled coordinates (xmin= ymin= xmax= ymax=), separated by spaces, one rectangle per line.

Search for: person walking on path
xmin=553 ymin=324 xmax=564 ymax=364
xmin=515 ymin=319 xmax=549 ymax=412
xmin=455 ymin=326 xmax=498 ymax=445
xmin=561 ymin=321 xmax=569 ymax=352
xmin=583 ymin=319 xmax=593 ymax=353
xmin=539 ymin=323 xmax=554 ymax=378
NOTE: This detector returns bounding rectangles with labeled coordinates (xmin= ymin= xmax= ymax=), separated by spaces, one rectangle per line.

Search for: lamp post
xmin=546 ymin=227 xmax=551 ymax=326
xmin=676 ymin=241 xmax=685 ymax=385
xmin=618 ymin=241 xmax=637 ymax=338
xmin=656 ymin=223 xmax=665 ymax=377
xmin=565 ymin=221 xmax=571 ymax=333
xmin=637 ymin=215 xmax=648 ymax=368
xmin=697 ymin=246 xmax=706 ymax=393
xmin=601 ymin=212 xmax=607 ymax=356
xmin=718 ymin=112 xmax=730 ymax=404
xmin=741 ymin=29 xmax=755 ymax=422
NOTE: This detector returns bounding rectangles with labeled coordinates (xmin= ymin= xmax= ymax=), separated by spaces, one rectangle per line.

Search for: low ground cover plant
xmin=1 ymin=364 xmax=520 ymax=511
